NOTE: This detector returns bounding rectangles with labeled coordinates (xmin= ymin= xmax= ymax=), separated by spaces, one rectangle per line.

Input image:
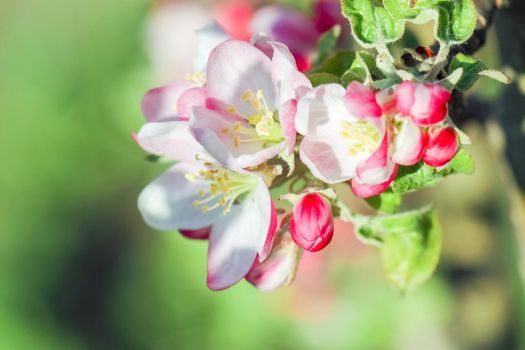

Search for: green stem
xmin=426 ymin=43 xmax=451 ymax=80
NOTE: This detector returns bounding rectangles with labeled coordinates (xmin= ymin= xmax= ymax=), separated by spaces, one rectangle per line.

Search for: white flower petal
xmin=207 ymin=178 xmax=272 ymax=290
xmin=138 ymin=163 xmax=223 ymax=231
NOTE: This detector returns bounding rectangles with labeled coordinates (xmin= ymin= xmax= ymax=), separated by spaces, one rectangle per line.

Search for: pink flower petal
xmin=345 ymin=82 xmax=382 ymax=119
xmin=176 ymin=87 xmax=208 ymax=121
xmin=259 ymin=200 xmax=278 ymax=262
xmin=279 ymin=99 xmax=298 ymax=155
xmin=246 ymin=231 xmax=301 ymax=291
xmin=141 ymin=81 xmax=195 ymax=122
xmin=422 ymin=127 xmax=459 ymax=167
xmin=396 ymin=81 xmax=452 ymax=126
xmin=179 ymin=227 xmax=211 ymax=240
xmin=351 ymin=165 xmax=398 ymax=199
xmin=375 ymin=86 xmax=397 ymax=115
xmin=355 ymin=133 xmax=394 ymax=185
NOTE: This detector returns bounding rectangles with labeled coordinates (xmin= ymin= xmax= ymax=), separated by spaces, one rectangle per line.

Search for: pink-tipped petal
xmin=345 ymin=82 xmax=382 ymax=118
xmin=290 ymin=193 xmax=334 ymax=252
xmin=177 ymin=87 xmax=208 ymax=121
xmin=141 ymin=81 xmax=195 ymax=122
xmin=396 ymin=81 xmax=452 ymax=126
xmin=179 ymin=227 xmax=211 ymax=240
xmin=206 ymin=40 xmax=275 ymax=116
xmin=392 ymin=118 xmax=427 ymax=166
xmin=259 ymin=200 xmax=278 ymax=262
xmin=395 ymin=81 xmax=416 ymax=117
xmin=375 ymin=86 xmax=397 ymax=115
xmin=355 ymin=133 xmax=395 ymax=185
xmin=351 ymin=165 xmax=398 ymax=198
xmin=207 ymin=178 xmax=272 ymax=291
xmin=422 ymin=127 xmax=459 ymax=167
xmin=279 ymin=99 xmax=298 ymax=155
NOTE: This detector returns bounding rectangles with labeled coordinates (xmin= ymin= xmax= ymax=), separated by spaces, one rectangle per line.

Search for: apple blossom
xmin=295 ymin=82 xmax=384 ymax=184
xmin=290 ymin=193 xmax=335 ymax=252
xmin=395 ymin=80 xmax=452 ymax=126
xmin=190 ymin=39 xmax=311 ymax=170
xmin=138 ymin=160 xmax=277 ymax=291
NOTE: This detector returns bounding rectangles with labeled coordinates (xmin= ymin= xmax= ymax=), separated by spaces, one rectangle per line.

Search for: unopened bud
xmin=290 ymin=193 xmax=334 ymax=252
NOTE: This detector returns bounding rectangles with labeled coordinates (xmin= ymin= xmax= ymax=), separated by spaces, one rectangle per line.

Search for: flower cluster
xmin=135 ymin=21 xmax=461 ymax=291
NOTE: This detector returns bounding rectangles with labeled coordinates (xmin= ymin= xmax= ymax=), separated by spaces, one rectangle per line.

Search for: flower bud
xmin=290 ymin=193 xmax=334 ymax=252
xmin=422 ymin=127 xmax=459 ymax=167
xmin=395 ymin=81 xmax=451 ymax=126
xmin=246 ymin=224 xmax=302 ymax=292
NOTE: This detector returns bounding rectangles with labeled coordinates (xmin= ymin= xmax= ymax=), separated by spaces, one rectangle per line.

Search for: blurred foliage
xmin=0 ymin=0 xmax=522 ymax=349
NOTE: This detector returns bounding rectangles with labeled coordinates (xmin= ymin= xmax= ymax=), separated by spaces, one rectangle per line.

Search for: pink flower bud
xmin=395 ymin=81 xmax=451 ymax=126
xmin=290 ymin=193 xmax=334 ymax=252
xmin=422 ymin=127 xmax=459 ymax=167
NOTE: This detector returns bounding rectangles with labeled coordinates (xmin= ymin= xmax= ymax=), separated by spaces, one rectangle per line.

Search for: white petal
xmin=295 ymin=84 xmax=349 ymax=138
xmin=138 ymin=163 xmax=223 ymax=231
xmin=207 ymin=178 xmax=272 ymax=290
xmin=191 ymin=106 xmax=284 ymax=169
xmin=194 ymin=21 xmax=231 ymax=74
xmin=392 ymin=118 xmax=425 ymax=166
xmin=137 ymin=121 xmax=214 ymax=163
xmin=206 ymin=40 xmax=275 ymax=116
xmin=299 ymin=138 xmax=365 ymax=184
xmin=270 ymin=41 xmax=311 ymax=106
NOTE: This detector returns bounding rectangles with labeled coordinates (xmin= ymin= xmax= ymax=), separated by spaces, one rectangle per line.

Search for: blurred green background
xmin=1 ymin=0 xmax=524 ymax=349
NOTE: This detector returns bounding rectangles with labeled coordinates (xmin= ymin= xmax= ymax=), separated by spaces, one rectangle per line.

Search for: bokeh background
xmin=1 ymin=0 xmax=524 ymax=349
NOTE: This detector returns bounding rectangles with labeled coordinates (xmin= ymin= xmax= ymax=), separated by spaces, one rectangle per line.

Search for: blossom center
xmin=185 ymin=71 xmax=206 ymax=86
xmin=185 ymin=167 xmax=258 ymax=215
xmin=223 ymin=90 xmax=284 ymax=148
xmin=340 ymin=120 xmax=381 ymax=156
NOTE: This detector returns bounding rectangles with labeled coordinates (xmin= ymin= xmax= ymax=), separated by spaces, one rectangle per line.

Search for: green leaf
xmin=316 ymin=50 xmax=356 ymax=76
xmin=341 ymin=51 xmax=382 ymax=86
xmin=314 ymin=25 xmax=341 ymax=68
xmin=450 ymin=53 xmax=511 ymax=91
xmin=365 ymin=190 xmax=402 ymax=214
xmin=435 ymin=0 xmax=477 ymax=44
xmin=341 ymin=0 xmax=404 ymax=48
xmin=383 ymin=0 xmax=436 ymax=19
xmin=347 ymin=205 xmax=442 ymax=293
xmin=479 ymin=69 xmax=512 ymax=85
xmin=380 ymin=207 xmax=442 ymax=294
xmin=451 ymin=53 xmax=487 ymax=90
xmin=390 ymin=149 xmax=475 ymax=194
xmin=307 ymin=72 xmax=340 ymax=87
